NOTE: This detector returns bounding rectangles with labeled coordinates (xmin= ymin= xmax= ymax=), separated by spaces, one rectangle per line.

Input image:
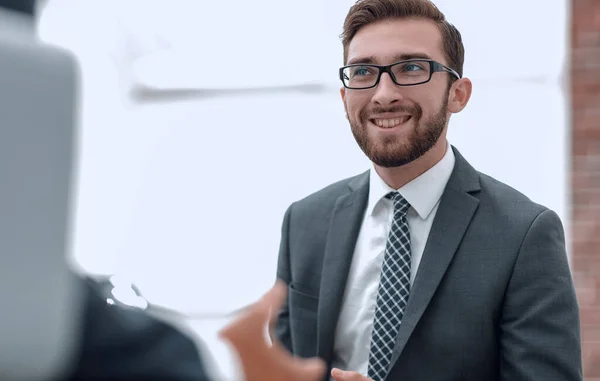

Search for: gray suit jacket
xmin=275 ymin=147 xmax=582 ymax=381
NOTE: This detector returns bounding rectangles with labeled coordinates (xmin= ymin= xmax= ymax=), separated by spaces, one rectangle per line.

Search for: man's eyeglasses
xmin=339 ymin=59 xmax=461 ymax=89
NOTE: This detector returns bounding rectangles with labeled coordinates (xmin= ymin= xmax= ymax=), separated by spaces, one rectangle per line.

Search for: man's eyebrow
xmin=346 ymin=52 xmax=434 ymax=66
xmin=395 ymin=52 xmax=433 ymax=61
xmin=346 ymin=56 xmax=376 ymax=65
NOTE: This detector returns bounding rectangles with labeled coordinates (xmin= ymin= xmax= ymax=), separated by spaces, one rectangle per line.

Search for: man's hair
xmin=341 ymin=0 xmax=464 ymax=78
xmin=0 ymin=0 xmax=36 ymax=16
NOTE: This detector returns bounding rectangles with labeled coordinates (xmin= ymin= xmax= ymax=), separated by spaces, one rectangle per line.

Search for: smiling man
xmin=274 ymin=0 xmax=582 ymax=380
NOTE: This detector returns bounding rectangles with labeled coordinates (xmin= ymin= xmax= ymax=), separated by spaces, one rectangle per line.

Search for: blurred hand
xmin=219 ymin=281 xmax=326 ymax=381
xmin=331 ymin=368 xmax=374 ymax=381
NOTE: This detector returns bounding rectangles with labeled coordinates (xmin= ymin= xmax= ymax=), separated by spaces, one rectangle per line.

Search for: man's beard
xmin=348 ymin=96 xmax=448 ymax=168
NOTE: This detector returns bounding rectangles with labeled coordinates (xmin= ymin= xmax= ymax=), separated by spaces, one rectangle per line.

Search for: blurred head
xmin=339 ymin=0 xmax=472 ymax=168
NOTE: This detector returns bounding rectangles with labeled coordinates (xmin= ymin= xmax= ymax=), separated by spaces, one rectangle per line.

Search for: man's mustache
xmin=360 ymin=105 xmax=421 ymax=120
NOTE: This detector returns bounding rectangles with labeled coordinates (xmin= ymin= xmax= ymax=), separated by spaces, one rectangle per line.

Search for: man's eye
xmin=353 ymin=67 xmax=375 ymax=76
xmin=404 ymin=64 xmax=423 ymax=72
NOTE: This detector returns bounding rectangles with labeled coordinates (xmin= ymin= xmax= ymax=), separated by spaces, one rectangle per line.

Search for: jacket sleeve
xmin=274 ymin=203 xmax=294 ymax=352
xmin=499 ymin=209 xmax=583 ymax=381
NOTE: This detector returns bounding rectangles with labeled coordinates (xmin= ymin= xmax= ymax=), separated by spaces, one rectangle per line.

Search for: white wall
xmin=38 ymin=0 xmax=570 ymax=319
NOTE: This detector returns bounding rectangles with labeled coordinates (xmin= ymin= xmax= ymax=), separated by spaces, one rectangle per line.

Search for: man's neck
xmin=374 ymin=137 xmax=449 ymax=190
xmin=0 ymin=7 xmax=36 ymax=39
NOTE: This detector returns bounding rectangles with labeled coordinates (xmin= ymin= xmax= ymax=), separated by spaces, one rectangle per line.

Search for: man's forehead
xmin=346 ymin=18 xmax=444 ymax=64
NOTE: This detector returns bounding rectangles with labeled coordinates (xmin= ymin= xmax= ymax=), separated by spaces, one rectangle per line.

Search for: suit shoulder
xmin=67 ymin=276 xmax=210 ymax=380
xmin=289 ymin=172 xmax=366 ymax=217
xmin=477 ymin=172 xmax=556 ymax=224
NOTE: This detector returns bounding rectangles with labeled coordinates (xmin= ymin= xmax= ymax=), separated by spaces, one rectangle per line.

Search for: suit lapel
xmin=316 ymin=172 xmax=370 ymax=366
xmin=388 ymin=147 xmax=481 ymax=369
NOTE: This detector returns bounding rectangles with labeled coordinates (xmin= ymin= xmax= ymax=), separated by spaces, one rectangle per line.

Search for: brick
xmin=572 ymin=0 xmax=600 ymax=377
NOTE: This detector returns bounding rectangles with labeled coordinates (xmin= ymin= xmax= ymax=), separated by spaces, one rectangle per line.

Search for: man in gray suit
xmin=274 ymin=0 xmax=582 ymax=380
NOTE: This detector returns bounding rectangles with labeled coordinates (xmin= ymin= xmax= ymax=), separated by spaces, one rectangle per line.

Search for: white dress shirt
xmin=330 ymin=144 xmax=456 ymax=376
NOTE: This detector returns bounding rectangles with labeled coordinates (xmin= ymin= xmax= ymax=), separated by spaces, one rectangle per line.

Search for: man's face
xmin=341 ymin=18 xmax=452 ymax=168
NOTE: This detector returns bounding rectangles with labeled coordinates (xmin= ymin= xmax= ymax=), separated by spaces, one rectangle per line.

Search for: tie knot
xmin=386 ymin=192 xmax=411 ymax=215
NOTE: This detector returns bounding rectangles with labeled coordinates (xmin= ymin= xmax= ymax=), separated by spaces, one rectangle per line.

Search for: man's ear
xmin=447 ymin=77 xmax=472 ymax=114
xmin=340 ymin=87 xmax=350 ymax=120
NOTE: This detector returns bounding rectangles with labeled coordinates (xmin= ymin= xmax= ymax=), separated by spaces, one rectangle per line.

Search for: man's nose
xmin=371 ymin=72 xmax=403 ymax=107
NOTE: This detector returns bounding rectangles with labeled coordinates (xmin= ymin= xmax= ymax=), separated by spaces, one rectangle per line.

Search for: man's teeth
xmin=374 ymin=116 xmax=410 ymax=128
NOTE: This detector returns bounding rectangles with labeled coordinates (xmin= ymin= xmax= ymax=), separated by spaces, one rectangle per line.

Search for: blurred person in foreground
xmin=1 ymin=1 xmax=325 ymax=380
xmin=274 ymin=0 xmax=583 ymax=380
xmin=68 ymin=278 xmax=324 ymax=381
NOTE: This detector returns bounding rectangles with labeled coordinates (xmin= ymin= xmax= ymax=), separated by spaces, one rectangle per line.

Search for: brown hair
xmin=341 ymin=0 xmax=464 ymax=78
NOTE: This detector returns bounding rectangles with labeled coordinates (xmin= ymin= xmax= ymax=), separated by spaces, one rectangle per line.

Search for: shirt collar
xmin=367 ymin=143 xmax=456 ymax=220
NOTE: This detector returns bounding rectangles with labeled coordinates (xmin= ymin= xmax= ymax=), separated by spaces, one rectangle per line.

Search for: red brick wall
xmin=572 ymin=0 xmax=600 ymax=377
